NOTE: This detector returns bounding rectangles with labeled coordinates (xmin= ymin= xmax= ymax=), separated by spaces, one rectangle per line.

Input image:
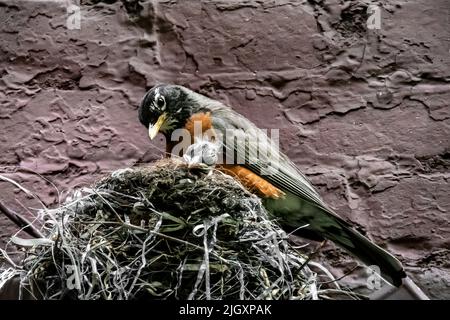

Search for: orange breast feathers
xmin=182 ymin=112 xmax=283 ymax=199
xmin=219 ymin=164 xmax=284 ymax=199
xmin=184 ymin=112 xmax=214 ymax=141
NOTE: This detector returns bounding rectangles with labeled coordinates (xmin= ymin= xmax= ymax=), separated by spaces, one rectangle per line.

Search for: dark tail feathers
xmin=318 ymin=219 xmax=406 ymax=287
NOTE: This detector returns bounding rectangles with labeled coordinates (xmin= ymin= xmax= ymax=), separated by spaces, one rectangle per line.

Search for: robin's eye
xmin=156 ymin=96 xmax=166 ymax=109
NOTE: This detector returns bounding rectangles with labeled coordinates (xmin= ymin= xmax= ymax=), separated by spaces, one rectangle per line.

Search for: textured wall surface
xmin=0 ymin=0 xmax=449 ymax=298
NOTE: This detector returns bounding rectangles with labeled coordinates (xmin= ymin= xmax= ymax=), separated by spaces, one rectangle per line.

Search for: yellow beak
xmin=148 ymin=113 xmax=167 ymax=140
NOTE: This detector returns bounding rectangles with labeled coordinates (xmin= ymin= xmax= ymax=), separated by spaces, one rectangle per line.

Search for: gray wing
xmin=210 ymin=106 xmax=329 ymax=210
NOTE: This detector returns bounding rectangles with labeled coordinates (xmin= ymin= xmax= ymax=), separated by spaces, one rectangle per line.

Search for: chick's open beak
xmin=148 ymin=113 xmax=167 ymax=140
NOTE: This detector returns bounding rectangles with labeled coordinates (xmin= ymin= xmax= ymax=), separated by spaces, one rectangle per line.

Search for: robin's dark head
xmin=138 ymin=84 xmax=204 ymax=139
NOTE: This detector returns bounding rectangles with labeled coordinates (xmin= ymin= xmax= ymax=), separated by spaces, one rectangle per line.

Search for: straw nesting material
xmin=0 ymin=158 xmax=352 ymax=300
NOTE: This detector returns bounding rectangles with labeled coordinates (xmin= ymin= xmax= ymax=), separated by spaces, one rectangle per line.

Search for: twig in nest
xmin=297 ymin=239 xmax=328 ymax=273
xmin=0 ymin=200 xmax=42 ymax=239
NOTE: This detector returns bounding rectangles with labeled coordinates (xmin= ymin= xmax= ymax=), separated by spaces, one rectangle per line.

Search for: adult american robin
xmin=138 ymin=84 xmax=406 ymax=287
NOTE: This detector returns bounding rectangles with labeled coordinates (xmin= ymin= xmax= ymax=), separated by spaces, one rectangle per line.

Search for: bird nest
xmin=0 ymin=159 xmax=355 ymax=300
